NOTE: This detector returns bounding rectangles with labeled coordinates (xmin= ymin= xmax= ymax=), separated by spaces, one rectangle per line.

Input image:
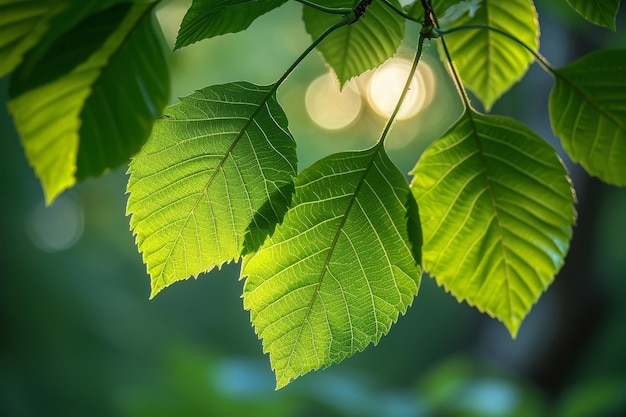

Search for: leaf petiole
xmin=378 ymin=33 xmax=427 ymax=145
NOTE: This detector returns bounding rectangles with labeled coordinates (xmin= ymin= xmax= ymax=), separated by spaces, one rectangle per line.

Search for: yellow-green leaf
xmin=243 ymin=146 xmax=421 ymax=388
xmin=127 ymin=82 xmax=297 ymax=298
xmin=410 ymin=110 xmax=575 ymax=337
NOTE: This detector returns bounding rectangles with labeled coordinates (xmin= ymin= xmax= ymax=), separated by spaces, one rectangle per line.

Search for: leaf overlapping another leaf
xmin=566 ymin=0 xmax=621 ymax=30
xmin=242 ymin=146 xmax=422 ymax=389
xmin=127 ymin=82 xmax=297 ymax=298
xmin=8 ymin=2 xmax=169 ymax=204
xmin=303 ymin=0 xmax=405 ymax=86
xmin=550 ymin=49 xmax=626 ymax=186
xmin=0 ymin=0 xmax=66 ymax=77
xmin=411 ymin=110 xmax=576 ymax=337
xmin=440 ymin=0 xmax=539 ymax=110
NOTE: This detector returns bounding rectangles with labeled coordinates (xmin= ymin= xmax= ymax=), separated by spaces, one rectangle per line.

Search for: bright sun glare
xmin=306 ymin=57 xmax=436 ymax=130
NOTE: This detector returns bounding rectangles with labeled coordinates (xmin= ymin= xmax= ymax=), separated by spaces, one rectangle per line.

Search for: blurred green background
xmin=1 ymin=1 xmax=626 ymax=416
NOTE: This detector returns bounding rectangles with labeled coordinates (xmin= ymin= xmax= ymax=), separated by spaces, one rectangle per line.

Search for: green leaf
xmin=550 ymin=49 xmax=626 ymax=186
xmin=440 ymin=0 xmax=539 ymax=110
xmin=127 ymin=82 xmax=297 ymax=298
xmin=175 ymin=0 xmax=287 ymax=50
xmin=242 ymin=146 xmax=422 ymax=389
xmin=8 ymin=3 xmax=169 ymax=204
xmin=410 ymin=110 xmax=575 ymax=337
xmin=0 ymin=0 xmax=66 ymax=77
xmin=303 ymin=0 xmax=405 ymax=86
xmin=76 ymin=12 xmax=169 ymax=179
xmin=566 ymin=0 xmax=621 ymax=30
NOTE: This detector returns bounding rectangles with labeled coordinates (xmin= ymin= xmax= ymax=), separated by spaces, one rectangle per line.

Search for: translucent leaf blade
xmin=550 ymin=49 xmax=626 ymax=186
xmin=441 ymin=0 xmax=539 ymax=110
xmin=0 ymin=0 xmax=66 ymax=77
xmin=410 ymin=111 xmax=575 ymax=337
xmin=566 ymin=0 xmax=620 ymax=30
xmin=242 ymin=146 xmax=422 ymax=389
xmin=7 ymin=3 xmax=168 ymax=204
xmin=302 ymin=0 xmax=405 ymax=86
xmin=175 ymin=0 xmax=287 ymax=49
xmin=127 ymin=82 xmax=297 ymax=298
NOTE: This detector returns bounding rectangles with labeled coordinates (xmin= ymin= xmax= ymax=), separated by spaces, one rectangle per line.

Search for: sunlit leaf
xmin=8 ymin=3 xmax=168 ymax=204
xmin=243 ymin=146 xmax=422 ymax=388
xmin=0 ymin=0 xmax=66 ymax=77
xmin=175 ymin=0 xmax=287 ymax=50
xmin=303 ymin=0 xmax=405 ymax=86
xmin=440 ymin=0 xmax=539 ymax=110
xmin=410 ymin=110 xmax=575 ymax=337
xmin=127 ymin=82 xmax=297 ymax=298
xmin=566 ymin=0 xmax=620 ymax=30
xmin=550 ymin=49 xmax=626 ymax=186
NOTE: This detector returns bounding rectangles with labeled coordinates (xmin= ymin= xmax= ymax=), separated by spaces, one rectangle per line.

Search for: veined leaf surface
xmin=440 ymin=0 xmax=539 ymax=110
xmin=175 ymin=0 xmax=287 ymax=49
xmin=410 ymin=110 xmax=575 ymax=337
xmin=566 ymin=0 xmax=620 ymax=30
xmin=8 ymin=3 xmax=168 ymax=204
xmin=303 ymin=0 xmax=405 ymax=86
xmin=550 ymin=49 xmax=626 ymax=186
xmin=243 ymin=146 xmax=422 ymax=389
xmin=0 ymin=0 xmax=66 ymax=77
xmin=127 ymin=82 xmax=297 ymax=298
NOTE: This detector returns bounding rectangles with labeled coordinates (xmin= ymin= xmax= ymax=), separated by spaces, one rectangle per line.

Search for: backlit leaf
xmin=0 ymin=0 xmax=66 ymax=77
xmin=8 ymin=3 xmax=168 ymax=204
xmin=440 ymin=0 xmax=539 ymax=110
xmin=127 ymin=82 xmax=297 ymax=298
xmin=566 ymin=0 xmax=620 ymax=30
xmin=243 ymin=146 xmax=422 ymax=388
xmin=175 ymin=0 xmax=287 ymax=49
xmin=303 ymin=0 xmax=405 ymax=86
xmin=410 ymin=110 xmax=575 ymax=337
xmin=550 ymin=49 xmax=626 ymax=186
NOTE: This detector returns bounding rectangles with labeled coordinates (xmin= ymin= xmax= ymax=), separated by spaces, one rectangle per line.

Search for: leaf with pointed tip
xmin=550 ymin=49 xmax=626 ymax=186
xmin=242 ymin=146 xmax=422 ymax=389
xmin=8 ymin=3 xmax=169 ymax=204
xmin=0 ymin=0 xmax=66 ymax=77
xmin=175 ymin=0 xmax=287 ymax=50
xmin=127 ymin=82 xmax=297 ymax=298
xmin=410 ymin=110 xmax=575 ymax=337
xmin=302 ymin=0 xmax=405 ymax=86
xmin=440 ymin=0 xmax=539 ymax=110
xmin=566 ymin=0 xmax=620 ymax=30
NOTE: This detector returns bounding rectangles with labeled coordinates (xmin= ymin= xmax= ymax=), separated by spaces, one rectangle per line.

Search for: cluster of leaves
xmin=2 ymin=0 xmax=625 ymax=388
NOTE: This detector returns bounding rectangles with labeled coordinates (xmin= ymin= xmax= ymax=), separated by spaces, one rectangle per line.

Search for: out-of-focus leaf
xmin=410 ymin=110 xmax=575 ymax=337
xmin=303 ymin=0 xmax=405 ymax=86
xmin=0 ymin=0 xmax=66 ymax=77
xmin=243 ymin=146 xmax=421 ymax=388
xmin=550 ymin=49 xmax=626 ymax=186
xmin=127 ymin=82 xmax=297 ymax=298
xmin=566 ymin=0 xmax=621 ymax=30
xmin=175 ymin=0 xmax=287 ymax=49
xmin=8 ymin=3 xmax=168 ymax=204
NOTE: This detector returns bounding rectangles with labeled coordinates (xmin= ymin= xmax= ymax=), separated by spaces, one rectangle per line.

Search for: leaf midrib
xmin=156 ymin=87 xmax=276 ymax=290
xmin=466 ymin=110 xmax=514 ymax=324
xmin=280 ymin=145 xmax=383 ymax=382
